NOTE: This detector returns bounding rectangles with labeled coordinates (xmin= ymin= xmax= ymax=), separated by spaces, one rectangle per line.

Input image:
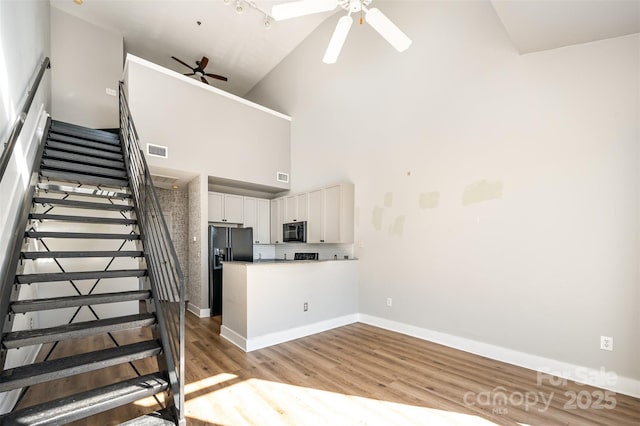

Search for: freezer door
xmin=231 ymin=227 xmax=253 ymax=262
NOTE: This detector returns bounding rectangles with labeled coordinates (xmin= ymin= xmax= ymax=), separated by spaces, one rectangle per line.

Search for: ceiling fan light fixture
xmin=272 ymin=0 xmax=338 ymax=21
xmin=323 ymin=15 xmax=353 ymax=64
xmin=365 ymin=7 xmax=412 ymax=52
xmin=264 ymin=16 xmax=272 ymax=29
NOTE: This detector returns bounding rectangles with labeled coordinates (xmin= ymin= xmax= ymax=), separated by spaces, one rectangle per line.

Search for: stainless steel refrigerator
xmin=208 ymin=226 xmax=253 ymax=316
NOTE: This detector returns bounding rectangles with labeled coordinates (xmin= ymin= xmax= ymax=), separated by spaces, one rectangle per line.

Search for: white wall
xmin=123 ymin=55 xmax=291 ymax=191
xmin=50 ymin=7 xmax=122 ymax=128
xmin=248 ymin=0 xmax=640 ymax=387
xmin=0 ymin=0 xmax=51 ymax=413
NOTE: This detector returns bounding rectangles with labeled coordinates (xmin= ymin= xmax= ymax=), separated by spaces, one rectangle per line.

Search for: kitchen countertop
xmin=224 ymin=258 xmax=357 ymax=265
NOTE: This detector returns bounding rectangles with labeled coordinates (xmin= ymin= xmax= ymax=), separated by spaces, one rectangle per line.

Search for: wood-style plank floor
xmin=17 ymin=313 xmax=640 ymax=425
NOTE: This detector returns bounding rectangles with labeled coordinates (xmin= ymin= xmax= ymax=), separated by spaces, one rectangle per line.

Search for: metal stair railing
xmin=118 ymin=81 xmax=185 ymax=425
xmin=0 ymin=57 xmax=50 ymax=181
xmin=0 ymin=58 xmax=51 ymax=350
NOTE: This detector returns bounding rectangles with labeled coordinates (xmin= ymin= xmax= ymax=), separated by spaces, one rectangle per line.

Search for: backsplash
xmin=253 ymin=244 xmax=276 ymax=260
xmin=274 ymin=243 xmax=354 ymax=261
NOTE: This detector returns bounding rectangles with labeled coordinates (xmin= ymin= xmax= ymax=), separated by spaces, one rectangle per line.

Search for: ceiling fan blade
xmin=199 ymin=56 xmax=209 ymax=70
xmin=272 ymin=0 xmax=338 ymax=21
xmin=171 ymin=56 xmax=194 ymax=70
xmin=365 ymin=8 xmax=412 ymax=52
xmin=205 ymin=73 xmax=228 ymax=82
xmin=322 ymin=15 xmax=353 ymax=64
xmin=201 ymin=76 xmax=210 ymax=85
xmin=184 ymin=73 xmax=195 ymax=76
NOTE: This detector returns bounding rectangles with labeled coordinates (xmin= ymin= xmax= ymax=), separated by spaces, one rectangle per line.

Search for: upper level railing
xmin=118 ymin=81 xmax=185 ymax=424
xmin=0 ymin=57 xmax=50 ymax=181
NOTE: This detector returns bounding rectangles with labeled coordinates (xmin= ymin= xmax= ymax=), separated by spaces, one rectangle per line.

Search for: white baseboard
xmin=0 ymin=344 xmax=42 ymax=414
xmin=222 ymin=314 xmax=359 ymax=352
xmin=187 ymin=303 xmax=211 ymax=318
xmin=220 ymin=325 xmax=248 ymax=351
xmin=358 ymin=314 xmax=640 ymax=399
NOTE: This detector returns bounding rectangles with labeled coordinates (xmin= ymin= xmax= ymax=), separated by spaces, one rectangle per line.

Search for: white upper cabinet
xmin=307 ymin=189 xmax=324 ymax=243
xmin=208 ymin=192 xmax=244 ymax=223
xmin=323 ymin=184 xmax=348 ymax=243
xmin=270 ymin=198 xmax=285 ymax=244
xmin=244 ymin=197 xmax=271 ymax=244
xmin=256 ymin=199 xmax=271 ymax=244
xmin=283 ymin=183 xmax=354 ymax=244
xmin=284 ymin=193 xmax=308 ymax=223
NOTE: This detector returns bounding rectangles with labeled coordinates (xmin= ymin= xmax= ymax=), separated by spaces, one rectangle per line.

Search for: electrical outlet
xmin=303 ymin=302 xmax=308 ymax=312
xmin=105 ymin=87 xmax=117 ymax=96
xmin=386 ymin=297 xmax=392 ymax=307
xmin=600 ymin=336 xmax=613 ymax=351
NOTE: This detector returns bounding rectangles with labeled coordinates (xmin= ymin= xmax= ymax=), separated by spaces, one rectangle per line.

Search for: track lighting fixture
xmin=225 ymin=0 xmax=274 ymax=30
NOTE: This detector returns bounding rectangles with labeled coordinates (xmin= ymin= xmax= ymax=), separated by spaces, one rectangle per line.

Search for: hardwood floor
xmin=17 ymin=313 xmax=640 ymax=425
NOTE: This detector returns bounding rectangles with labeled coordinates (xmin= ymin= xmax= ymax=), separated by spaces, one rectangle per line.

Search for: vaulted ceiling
xmin=50 ymin=0 xmax=639 ymax=98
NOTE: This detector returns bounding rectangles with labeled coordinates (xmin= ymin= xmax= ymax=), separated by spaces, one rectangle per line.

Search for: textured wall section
xmin=187 ymin=176 xmax=202 ymax=306
xmin=155 ymin=187 xmax=189 ymax=286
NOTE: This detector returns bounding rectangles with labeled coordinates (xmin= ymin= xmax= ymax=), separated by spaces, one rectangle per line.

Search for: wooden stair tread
xmin=2 ymin=313 xmax=156 ymax=349
xmin=11 ymin=290 xmax=151 ymax=313
xmin=16 ymin=269 xmax=147 ymax=284
xmin=0 ymin=373 xmax=168 ymax=425
xmin=0 ymin=340 xmax=161 ymax=392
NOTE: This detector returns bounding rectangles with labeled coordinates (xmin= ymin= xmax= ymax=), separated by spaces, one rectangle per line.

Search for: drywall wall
xmin=0 ymin=0 xmax=51 ymax=413
xmin=123 ymin=55 xmax=291 ymax=191
xmin=248 ymin=0 xmax=640 ymax=386
xmin=50 ymin=7 xmax=122 ymax=128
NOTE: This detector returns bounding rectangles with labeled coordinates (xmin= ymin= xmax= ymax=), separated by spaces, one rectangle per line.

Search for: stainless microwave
xmin=283 ymin=221 xmax=307 ymax=243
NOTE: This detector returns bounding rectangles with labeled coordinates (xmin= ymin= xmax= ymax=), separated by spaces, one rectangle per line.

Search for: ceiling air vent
xmin=276 ymin=171 xmax=289 ymax=183
xmin=147 ymin=143 xmax=168 ymax=159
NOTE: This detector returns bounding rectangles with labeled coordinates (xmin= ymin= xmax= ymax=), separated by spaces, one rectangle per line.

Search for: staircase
xmin=0 ymin=119 xmax=183 ymax=425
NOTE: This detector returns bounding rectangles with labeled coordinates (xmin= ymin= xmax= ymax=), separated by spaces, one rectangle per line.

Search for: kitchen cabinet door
xmin=296 ymin=193 xmax=308 ymax=222
xmin=224 ymin=194 xmax=244 ymax=223
xmin=208 ymin=192 xmax=224 ymax=222
xmin=244 ymin=197 xmax=271 ymax=244
xmin=256 ymin=198 xmax=271 ymax=244
xmin=284 ymin=193 xmax=308 ymax=223
xmin=243 ymin=196 xmax=257 ymax=231
xmin=270 ymin=198 xmax=284 ymax=244
xmin=307 ymin=189 xmax=324 ymax=243
xmin=323 ymin=185 xmax=341 ymax=243
xmin=331 ymin=183 xmax=355 ymax=243
xmin=284 ymin=195 xmax=297 ymax=223
xmin=208 ymin=192 xmax=244 ymax=223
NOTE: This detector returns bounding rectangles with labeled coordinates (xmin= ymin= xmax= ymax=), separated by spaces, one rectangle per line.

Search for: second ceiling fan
xmin=271 ymin=0 xmax=412 ymax=64
xmin=171 ymin=56 xmax=228 ymax=85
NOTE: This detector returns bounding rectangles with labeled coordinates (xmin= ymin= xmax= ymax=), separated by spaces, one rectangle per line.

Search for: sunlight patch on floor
xmin=185 ymin=377 xmax=499 ymax=425
xmin=134 ymin=373 xmax=238 ymax=408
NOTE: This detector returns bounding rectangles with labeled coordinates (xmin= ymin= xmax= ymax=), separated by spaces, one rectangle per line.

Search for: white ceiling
xmin=49 ymin=0 xmax=335 ymax=97
xmin=491 ymin=0 xmax=640 ymax=53
xmin=50 ymin=0 xmax=639 ymax=97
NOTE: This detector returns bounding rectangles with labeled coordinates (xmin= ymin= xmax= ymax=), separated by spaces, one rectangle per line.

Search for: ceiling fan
xmin=271 ymin=0 xmax=412 ymax=64
xmin=171 ymin=56 xmax=228 ymax=85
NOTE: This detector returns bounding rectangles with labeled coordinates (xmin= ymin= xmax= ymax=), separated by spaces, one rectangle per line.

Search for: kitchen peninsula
xmin=221 ymin=259 xmax=358 ymax=351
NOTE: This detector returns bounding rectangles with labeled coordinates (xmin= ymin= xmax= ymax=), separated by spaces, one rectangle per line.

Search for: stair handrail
xmin=118 ymin=82 xmax=185 ymax=425
xmin=0 ymin=57 xmax=50 ymax=182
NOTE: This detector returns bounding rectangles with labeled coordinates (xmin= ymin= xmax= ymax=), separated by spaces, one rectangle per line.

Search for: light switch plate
xmin=105 ymin=88 xmax=117 ymax=97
